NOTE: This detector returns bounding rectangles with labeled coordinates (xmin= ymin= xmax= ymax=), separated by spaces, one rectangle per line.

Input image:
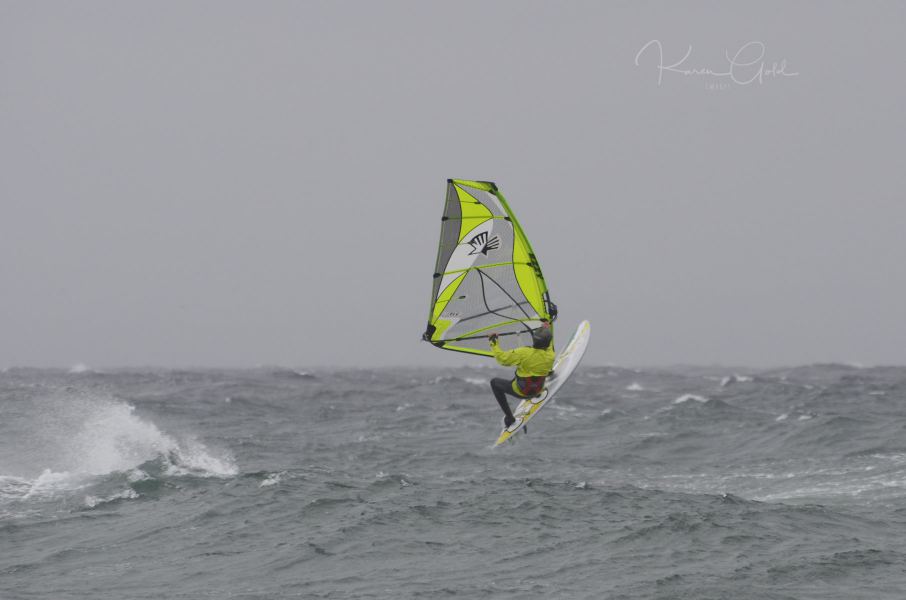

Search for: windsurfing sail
xmin=423 ymin=179 xmax=556 ymax=357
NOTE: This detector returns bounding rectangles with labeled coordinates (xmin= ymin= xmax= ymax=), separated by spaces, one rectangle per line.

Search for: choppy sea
xmin=2 ymin=364 xmax=906 ymax=599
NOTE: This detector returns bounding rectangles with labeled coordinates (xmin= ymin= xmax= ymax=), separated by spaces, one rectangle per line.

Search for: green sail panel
xmin=424 ymin=179 xmax=554 ymax=357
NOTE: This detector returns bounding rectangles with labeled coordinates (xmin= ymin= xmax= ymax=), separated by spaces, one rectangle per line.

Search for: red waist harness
xmin=514 ymin=375 xmax=546 ymax=397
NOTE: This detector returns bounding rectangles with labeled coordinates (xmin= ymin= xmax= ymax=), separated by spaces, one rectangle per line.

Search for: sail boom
xmin=454 ymin=319 xmax=546 ymax=340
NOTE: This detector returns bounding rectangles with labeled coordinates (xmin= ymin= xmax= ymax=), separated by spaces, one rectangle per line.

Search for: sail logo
xmin=467 ymin=231 xmax=501 ymax=256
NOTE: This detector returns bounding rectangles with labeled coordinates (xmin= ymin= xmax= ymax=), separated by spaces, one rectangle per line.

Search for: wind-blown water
xmin=2 ymin=364 xmax=906 ymax=599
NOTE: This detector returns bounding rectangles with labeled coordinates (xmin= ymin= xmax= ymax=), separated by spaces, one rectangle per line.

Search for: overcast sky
xmin=1 ymin=1 xmax=904 ymax=369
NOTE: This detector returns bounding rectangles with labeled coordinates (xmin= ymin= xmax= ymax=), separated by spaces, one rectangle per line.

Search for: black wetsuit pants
xmin=490 ymin=378 xmax=525 ymax=420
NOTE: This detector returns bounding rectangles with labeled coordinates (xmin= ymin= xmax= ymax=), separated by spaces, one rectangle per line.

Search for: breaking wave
xmin=0 ymin=391 xmax=237 ymax=505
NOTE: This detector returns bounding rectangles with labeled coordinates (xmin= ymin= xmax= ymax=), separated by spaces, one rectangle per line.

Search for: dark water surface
xmin=2 ymin=365 xmax=906 ymax=599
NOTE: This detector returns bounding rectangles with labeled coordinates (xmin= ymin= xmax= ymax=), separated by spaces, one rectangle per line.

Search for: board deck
xmin=494 ymin=320 xmax=591 ymax=446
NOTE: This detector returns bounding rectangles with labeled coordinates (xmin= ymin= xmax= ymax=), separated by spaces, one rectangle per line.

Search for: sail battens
xmin=443 ymin=216 xmax=509 ymax=221
xmin=441 ymin=261 xmax=530 ymax=276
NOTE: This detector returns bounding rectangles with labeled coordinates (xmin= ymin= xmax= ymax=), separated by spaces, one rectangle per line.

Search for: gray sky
xmin=1 ymin=1 xmax=904 ymax=369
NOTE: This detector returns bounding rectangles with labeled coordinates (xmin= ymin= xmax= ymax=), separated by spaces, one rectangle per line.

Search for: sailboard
xmin=422 ymin=179 xmax=589 ymax=443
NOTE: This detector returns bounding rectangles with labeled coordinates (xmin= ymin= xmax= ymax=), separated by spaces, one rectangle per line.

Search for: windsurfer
xmin=488 ymin=322 xmax=555 ymax=428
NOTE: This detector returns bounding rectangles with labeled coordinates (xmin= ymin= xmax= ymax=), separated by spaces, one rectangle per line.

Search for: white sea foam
xmin=673 ymin=394 xmax=708 ymax=404
xmin=68 ymin=363 xmax=94 ymax=374
xmin=629 ymin=457 xmax=906 ymax=504
xmin=163 ymin=438 xmax=238 ymax=478
xmin=753 ymin=472 xmax=906 ymax=502
xmin=259 ymin=471 xmax=287 ymax=488
xmin=127 ymin=469 xmax=151 ymax=483
xmin=22 ymin=469 xmax=86 ymax=499
xmin=720 ymin=374 xmax=754 ymax=387
xmin=84 ymin=488 xmax=139 ymax=508
xmin=72 ymin=402 xmax=175 ymax=475
xmin=626 ymin=382 xmax=644 ymax=391
xmin=776 ymin=413 xmax=789 ymax=422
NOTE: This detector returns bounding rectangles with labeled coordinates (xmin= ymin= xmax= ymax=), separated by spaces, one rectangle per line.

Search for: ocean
xmin=2 ymin=364 xmax=905 ymax=599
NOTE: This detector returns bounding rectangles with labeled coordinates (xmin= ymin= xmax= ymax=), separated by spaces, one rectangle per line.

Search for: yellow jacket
xmin=490 ymin=340 xmax=555 ymax=377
